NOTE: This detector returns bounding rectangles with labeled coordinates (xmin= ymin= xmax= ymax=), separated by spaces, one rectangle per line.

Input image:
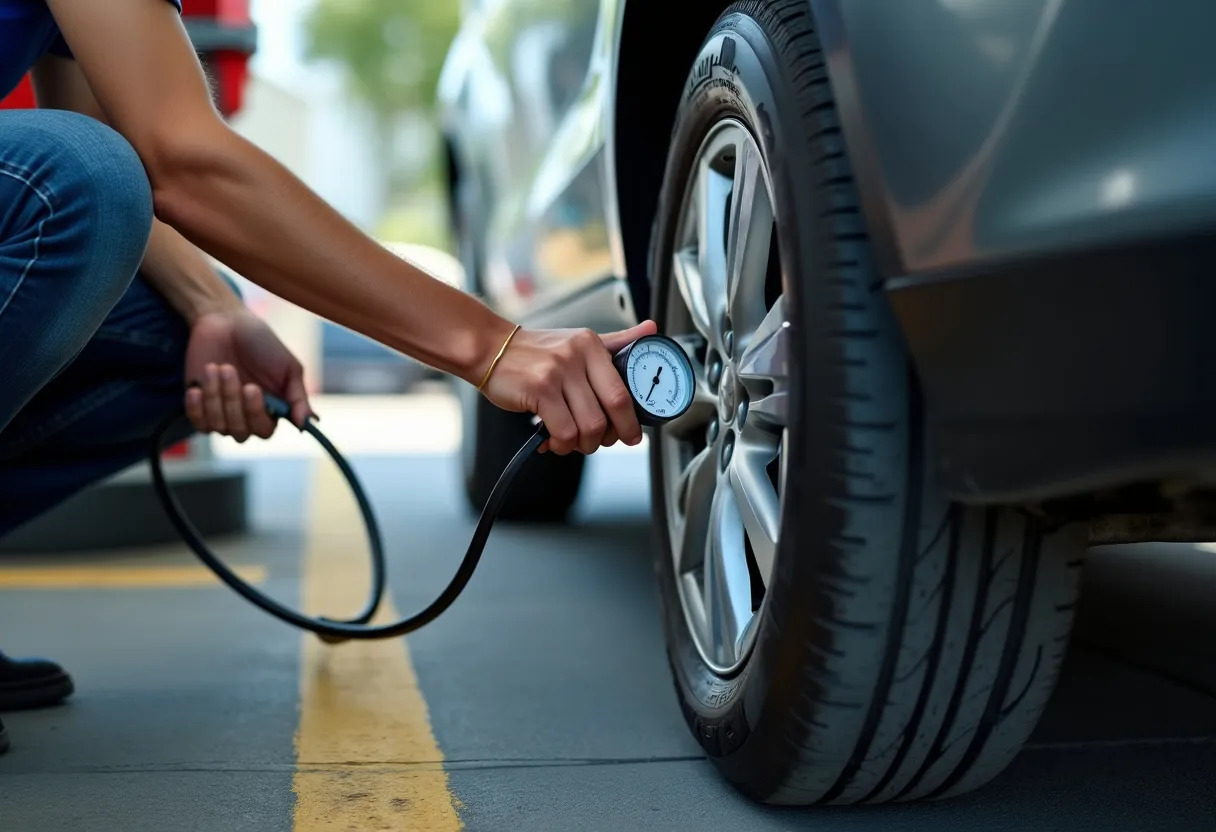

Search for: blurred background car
xmin=319 ymin=243 xmax=458 ymax=394
xmin=437 ymin=0 xmax=1216 ymax=809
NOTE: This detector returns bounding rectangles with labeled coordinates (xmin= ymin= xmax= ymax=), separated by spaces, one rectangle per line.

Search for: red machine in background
xmin=1 ymin=76 xmax=35 ymax=110
xmin=0 ymin=0 xmax=256 ymax=116
xmin=178 ymin=0 xmax=258 ymax=117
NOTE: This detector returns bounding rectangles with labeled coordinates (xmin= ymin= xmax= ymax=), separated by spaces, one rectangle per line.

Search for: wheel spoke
xmin=729 ymin=442 xmax=780 ymax=589
xmin=737 ymin=295 xmax=791 ymax=432
xmin=702 ymin=479 xmax=754 ymax=667
xmin=748 ymin=388 xmax=788 ymax=431
xmin=699 ymin=154 xmax=732 ymax=340
xmin=726 ymin=139 xmax=774 ymax=340
xmin=737 ymin=295 xmax=790 ymax=386
xmin=672 ymin=446 xmax=716 ymax=573
xmin=672 ymin=249 xmax=713 ymax=340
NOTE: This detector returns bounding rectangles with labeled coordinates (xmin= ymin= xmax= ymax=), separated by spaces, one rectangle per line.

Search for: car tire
xmin=457 ymin=379 xmax=585 ymax=522
xmin=647 ymin=0 xmax=1087 ymax=805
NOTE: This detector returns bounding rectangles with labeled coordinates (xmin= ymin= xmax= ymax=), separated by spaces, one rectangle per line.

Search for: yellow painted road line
xmin=0 ymin=564 xmax=267 ymax=589
xmin=292 ymin=459 xmax=462 ymax=831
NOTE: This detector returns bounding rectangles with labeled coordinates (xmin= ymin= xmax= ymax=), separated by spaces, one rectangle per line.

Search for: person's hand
xmin=480 ymin=319 xmax=659 ymax=455
xmin=183 ymin=308 xmax=315 ymax=442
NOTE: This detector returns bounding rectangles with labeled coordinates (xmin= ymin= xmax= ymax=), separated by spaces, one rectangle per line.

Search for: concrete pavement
xmin=0 ymin=416 xmax=1214 ymax=830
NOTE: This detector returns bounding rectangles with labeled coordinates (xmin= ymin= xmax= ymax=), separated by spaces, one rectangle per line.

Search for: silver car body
xmin=439 ymin=0 xmax=1216 ymax=328
xmin=439 ymin=0 xmax=633 ymax=333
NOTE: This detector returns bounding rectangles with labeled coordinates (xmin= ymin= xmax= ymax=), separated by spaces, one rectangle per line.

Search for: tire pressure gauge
xmin=613 ymin=334 xmax=696 ymax=426
xmin=155 ymin=331 xmax=700 ymax=643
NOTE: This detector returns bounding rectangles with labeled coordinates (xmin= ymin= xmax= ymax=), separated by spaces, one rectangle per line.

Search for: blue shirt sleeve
xmin=46 ymin=0 xmax=184 ymax=59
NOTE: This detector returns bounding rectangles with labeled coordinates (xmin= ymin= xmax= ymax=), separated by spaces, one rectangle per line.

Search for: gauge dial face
xmin=625 ymin=336 xmax=694 ymax=422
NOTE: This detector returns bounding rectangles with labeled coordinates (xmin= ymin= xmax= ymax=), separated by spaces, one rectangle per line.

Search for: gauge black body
xmin=612 ymin=334 xmax=695 ymax=427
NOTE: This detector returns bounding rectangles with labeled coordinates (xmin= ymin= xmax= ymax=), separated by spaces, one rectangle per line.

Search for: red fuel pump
xmin=0 ymin=1 xmax=257 ymax=116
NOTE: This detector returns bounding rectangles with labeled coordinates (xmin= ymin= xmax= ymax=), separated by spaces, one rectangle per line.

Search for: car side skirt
xmin=887 ymin=229 xmax=1216 ymax=506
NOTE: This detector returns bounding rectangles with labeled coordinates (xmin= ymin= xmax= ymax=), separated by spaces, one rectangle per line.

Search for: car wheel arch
xmin=611 ymin=0 xmax=742 ymax=317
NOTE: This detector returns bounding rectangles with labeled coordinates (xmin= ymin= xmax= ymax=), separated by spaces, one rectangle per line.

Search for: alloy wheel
xmin=660 ymin=118 xmax=791 ymax=675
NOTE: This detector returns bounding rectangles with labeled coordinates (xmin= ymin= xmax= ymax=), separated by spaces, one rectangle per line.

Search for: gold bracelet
xmin=477 ymin=324 xmax=522 ymax=392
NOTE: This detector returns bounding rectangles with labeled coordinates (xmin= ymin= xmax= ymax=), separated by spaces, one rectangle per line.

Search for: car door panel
xmin=445 ymin=0 xmax=629 ymax=325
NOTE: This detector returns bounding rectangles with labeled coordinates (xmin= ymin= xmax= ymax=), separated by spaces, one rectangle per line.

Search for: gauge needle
xmin=646 ymin=366 xmax=663 ymax=402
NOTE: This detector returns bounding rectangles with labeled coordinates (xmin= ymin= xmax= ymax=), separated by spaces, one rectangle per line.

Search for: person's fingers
xmin=563 ymin=375 xmax=607 ymax=455
xmin=483 ymin=322 xmax=657 ymax=454
xmin=220 ymin=365 xmax=250 ymax=442
xmin=599 ymin=319 xmax=658 ymax=354
xmin=538 ymin=393 xmax=578 ymax=455
xmin=600 ymin=427 xmax=619 ymax=448
xmin=202 ymin=364 xmax=226 ymax=434
xmin=524 ymin=357 xmax=576 ymax=454
xmin=283 ymin=363 xmax=315 ymax=428
xmin=584 ymin=341 xmax=640 ymax=445
xmin=243 ymin=384 xmax=277 ymax=440
xmin=185 ymin=385 xmax=207 ymax=432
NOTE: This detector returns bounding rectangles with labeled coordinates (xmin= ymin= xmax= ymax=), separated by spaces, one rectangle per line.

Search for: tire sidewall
xmin=649 ymin=11 xmax=826 ymax=772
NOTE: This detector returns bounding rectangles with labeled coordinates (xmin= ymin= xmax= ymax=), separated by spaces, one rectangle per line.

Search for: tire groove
xmin=818 ymin=365 xmax=922 ymax=804
xmin=915 ymin=508 xmax=953 ymax=565
xmin=828 ymin=494 xmax=897 ymax=507
xmin=999 ymin=645 xmax=1043 ymax=718
xmin=894 ymin=508 xmax=997 ymax=799
xmin=861 ymin=504 xmax=961 ymax=801
xmin=929 ymin=526 xmax=1043 ymax=798
xmin=978 ymin=594 xmax=1017 ymax=637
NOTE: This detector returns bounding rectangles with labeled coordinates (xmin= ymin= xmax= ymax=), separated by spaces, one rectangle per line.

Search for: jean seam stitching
xmin=0 ymin=160 xmax=57 ymax=201
xmin=0 ymin=379 xmax=141 ymax=461
xmin=0 ymin=162 xmax=57 ymax=322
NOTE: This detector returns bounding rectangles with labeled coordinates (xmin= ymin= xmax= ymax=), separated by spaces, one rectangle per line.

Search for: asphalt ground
xmin=0 ymin=424 xmax=1214 ymax=830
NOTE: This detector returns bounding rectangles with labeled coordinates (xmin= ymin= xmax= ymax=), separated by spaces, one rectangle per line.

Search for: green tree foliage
xmin=303 ymin=0 xmax=461 ymax=238
xmin=303 ymin=0 xmax=460 ymax=120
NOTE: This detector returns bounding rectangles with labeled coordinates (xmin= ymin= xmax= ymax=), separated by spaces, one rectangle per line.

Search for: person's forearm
xmin=152 ymin=125 xmax=514 ymax=385
xmin=37 ymin=0 xmax=513 ymax=384
xmin=140 ymin=219 xmax=243 ymax=325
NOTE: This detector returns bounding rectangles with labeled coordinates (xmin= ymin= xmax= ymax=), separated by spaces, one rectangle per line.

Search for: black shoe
xmin=0 ymin=651 xmax=74 ymax=711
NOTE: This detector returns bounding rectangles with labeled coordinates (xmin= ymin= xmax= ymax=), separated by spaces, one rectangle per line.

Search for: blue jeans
xmin=0 ymin=109 xmax=196 ymax=538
